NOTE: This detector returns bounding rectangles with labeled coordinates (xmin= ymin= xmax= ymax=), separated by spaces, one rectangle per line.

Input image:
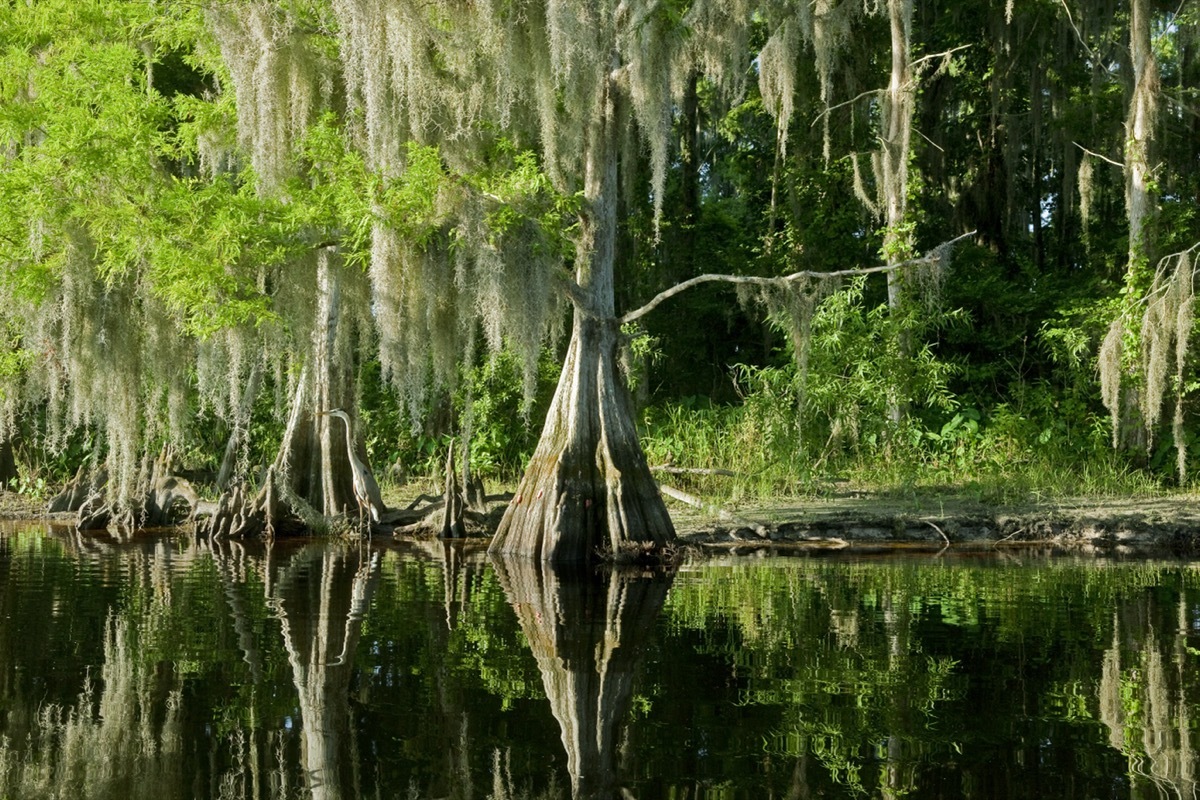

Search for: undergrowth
xmin=639 ymin=389 xmax=1167 ymax=507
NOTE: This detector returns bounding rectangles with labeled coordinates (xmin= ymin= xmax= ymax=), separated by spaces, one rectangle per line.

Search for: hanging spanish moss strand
xmin=679 ymin=0 xmax=755 ymax=101
xmin=1101 ymin=246 xmax=1200 ymax=479
xmin=758 ymin=15 xmax=801 ymax=156
xmin=810 ymin=0 xmax=859 ymax=161
xmin=1098 ymin=319 xmax=1125 ymax=449
xmin=207 ymin=2 xmax=332 ymax=193
xmin=739 ymin=276 xmax=844 ymax=426
xmin=1 ymin=222 xmax=197 ymax=520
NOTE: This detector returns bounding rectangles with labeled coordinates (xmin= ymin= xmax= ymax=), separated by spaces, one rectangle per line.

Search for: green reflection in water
xmin=0 ymin=524 xmax=1198 ymax=799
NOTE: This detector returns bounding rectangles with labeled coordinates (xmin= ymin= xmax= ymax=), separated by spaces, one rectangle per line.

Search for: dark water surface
xmin=1 ymin=522 xmax=1198 ymax=799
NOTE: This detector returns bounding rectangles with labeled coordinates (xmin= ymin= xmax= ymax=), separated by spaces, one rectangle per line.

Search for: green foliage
xmin=641 ymin=266 xmax=1162 ymax=501
xmin=459 ymin=349 xmax=559 ymax=478
xmin=356 ymin=347 xmax=559 ymax=484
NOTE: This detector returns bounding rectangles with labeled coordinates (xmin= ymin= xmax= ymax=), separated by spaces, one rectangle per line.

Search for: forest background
xmin=0 ymin=0 xmax=1198 ymax=525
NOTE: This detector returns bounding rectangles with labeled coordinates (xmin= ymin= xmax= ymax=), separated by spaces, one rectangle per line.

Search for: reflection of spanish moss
xmin=486 ymin=748 xmax=564 ymax=800
xmin=1099 ymin=597 xmax=1198 ymax=798
xmin=0 ymin=617 xmax=183 ymax=800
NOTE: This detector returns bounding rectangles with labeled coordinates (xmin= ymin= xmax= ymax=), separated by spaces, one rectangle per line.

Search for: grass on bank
xmin=638 ymin=397 xmax=1169 ymax=509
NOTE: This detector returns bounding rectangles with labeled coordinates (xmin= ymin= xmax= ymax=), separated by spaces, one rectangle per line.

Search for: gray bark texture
xmin=1125 ymin=0 xmax=1158 ymax=271
xmin=203 ymin=251 xmax=364 ymax=538
xmin=489 ymin=316 xmax=674 ymax=561
xmin=490 ymin=64 xmax=675 ymax=562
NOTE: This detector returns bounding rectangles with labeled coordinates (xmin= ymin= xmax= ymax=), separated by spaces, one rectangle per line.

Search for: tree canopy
xmin=0 ymin=0 xmax=1198 ymax=553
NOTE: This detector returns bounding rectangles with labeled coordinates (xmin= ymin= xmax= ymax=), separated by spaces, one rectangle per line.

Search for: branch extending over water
xmin=620 ymin=231 xmax=976 ymax=326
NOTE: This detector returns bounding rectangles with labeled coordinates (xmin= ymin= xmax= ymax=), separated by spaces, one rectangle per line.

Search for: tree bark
xmin=882 ymin=0 xmax=915 ymax=426
xmin=490 ymin=59 xmax=675 ymax=563
xmin=0 ymin=438 xmax=15 ymax=487
xmin=216 ymin=359 xmax=263 ymax=491
xmin=491 ymin=316 xmax=674 ymax=561
xmin=440 ymin=439 xmax=466 ymax=539
xmin=1114 ymin=0 xmax=1159 ymax=452
xmin=1125 ymin=0 xmax=1158 ymax=274
xmin=205 ymin=250 xmax=364 ymax=537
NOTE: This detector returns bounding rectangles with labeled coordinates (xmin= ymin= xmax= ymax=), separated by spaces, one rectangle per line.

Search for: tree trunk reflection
xmin=492 ymin=555 xmax=673 ymax=799
xmin=272 ymin=543 xmax=379 ymax=800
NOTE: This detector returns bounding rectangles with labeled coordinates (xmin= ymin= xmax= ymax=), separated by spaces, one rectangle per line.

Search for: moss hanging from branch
xmin=207 ymin=2 xmax=333 ymax=194
xmin=1100 ymin=244 xmax=1200 ymax=479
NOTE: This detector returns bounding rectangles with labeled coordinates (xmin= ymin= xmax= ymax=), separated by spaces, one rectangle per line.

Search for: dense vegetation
xmin=0 ymin=0 xmax=1198 ymax=530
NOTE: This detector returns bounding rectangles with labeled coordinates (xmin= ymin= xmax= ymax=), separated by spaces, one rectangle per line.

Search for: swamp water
xmin=0 ymin=523 xmax=1198 ymax=799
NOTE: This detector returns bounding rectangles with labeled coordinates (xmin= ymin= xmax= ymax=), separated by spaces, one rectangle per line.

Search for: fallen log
xmin=650 ymin=465 xmax=738 ymax=477
xmin=657 ymin=484 xmax=769 ymax=539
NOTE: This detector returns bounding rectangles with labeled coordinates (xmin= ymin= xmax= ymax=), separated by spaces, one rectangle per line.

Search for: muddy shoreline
xmin=668 ymin=492 xmax=1200 ymax=555
xmin=5 ymin=489 xmax=1200 ymax=556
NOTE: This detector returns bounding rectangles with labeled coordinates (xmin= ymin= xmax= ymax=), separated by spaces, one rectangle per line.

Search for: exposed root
xmin=199 ymin=466 xmax=311 ymax=541
xmin=52 ymin=452 xmax=202 ymax=534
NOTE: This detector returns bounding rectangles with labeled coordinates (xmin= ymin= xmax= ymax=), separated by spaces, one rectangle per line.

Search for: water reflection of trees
xmin=1100 ymin=593 xmax=1199 ymax=799
xmin=664 ymin=559 xmax=1200 ymax=798
xmin=0 ymin=532 xmax=383 ymax=800
xmin=491 ymin=557 xmax=674 ymax=800
xmin=0 ymin=616 xmax=184 ymax=800
xmin=274 ymin=543 xmax=380 ymax=800
xmin=6 ymin=529 xmax=1200 ymax=799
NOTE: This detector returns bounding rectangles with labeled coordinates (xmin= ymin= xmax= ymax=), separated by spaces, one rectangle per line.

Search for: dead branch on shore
xmin=658 ymin=484 xmax=769 ymax=539
xmin=650 ymin=465 xmax=739 ymax=477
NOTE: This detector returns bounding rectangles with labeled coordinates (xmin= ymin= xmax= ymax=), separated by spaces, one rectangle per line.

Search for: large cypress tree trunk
xmin=490 ymin=314 xmax=673 ymax=561
xmin=283 ymin=249 xmax=357 ymax=517
xmin=490 ymin=67 xmax=675 ymax=563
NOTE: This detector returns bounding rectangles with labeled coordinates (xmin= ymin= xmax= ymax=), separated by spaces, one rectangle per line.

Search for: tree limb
xmin=1058 ymin=0 xmax=1097 ymax=62
xmin=1074 ymin=142 xmax=1124 ymax=168
xmin=650 ymin=465 xmax=738 ymax=477
xmin=810 ymin=46 xmax=968 ymax=130
xmin=620 ymin=231 xmax=976 ymax=326
xmin=554 ymin=272 xmax=591 ymax=311
xmin=810 ymin=89 xmax=881 ymax=128
xmin=658 ymin=484 xmax=768 ymax=538
xmin=909 ymin=44 xmax=972 ymax=72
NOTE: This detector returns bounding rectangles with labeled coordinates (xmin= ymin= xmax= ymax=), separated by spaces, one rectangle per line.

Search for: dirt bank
xmin=6 ymin=488 xmax=1200 ymax=555
xmin=670 ymin=492 xmax=1200 ymax=555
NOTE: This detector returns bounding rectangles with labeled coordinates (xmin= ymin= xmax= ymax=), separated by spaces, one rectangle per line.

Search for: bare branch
xmin=811 ymin=46 xmax=968 ymax=130
xmin=915 ymin=127 xmax=945 ymax=153
xmin=1074 ymin=142 xmax=1124 ymax=168
xmin=909 ymin=44 xmax=972 ymax=72
xmin=811 ymin=89 xmax=880 ymax=128
xmin=620 ymin=231 xmax=976 ymax=326
xmin=1058 ymin=0 xmax=1097 ymax=62
xmin=650 ymin=465 xmax=739 ymax=477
